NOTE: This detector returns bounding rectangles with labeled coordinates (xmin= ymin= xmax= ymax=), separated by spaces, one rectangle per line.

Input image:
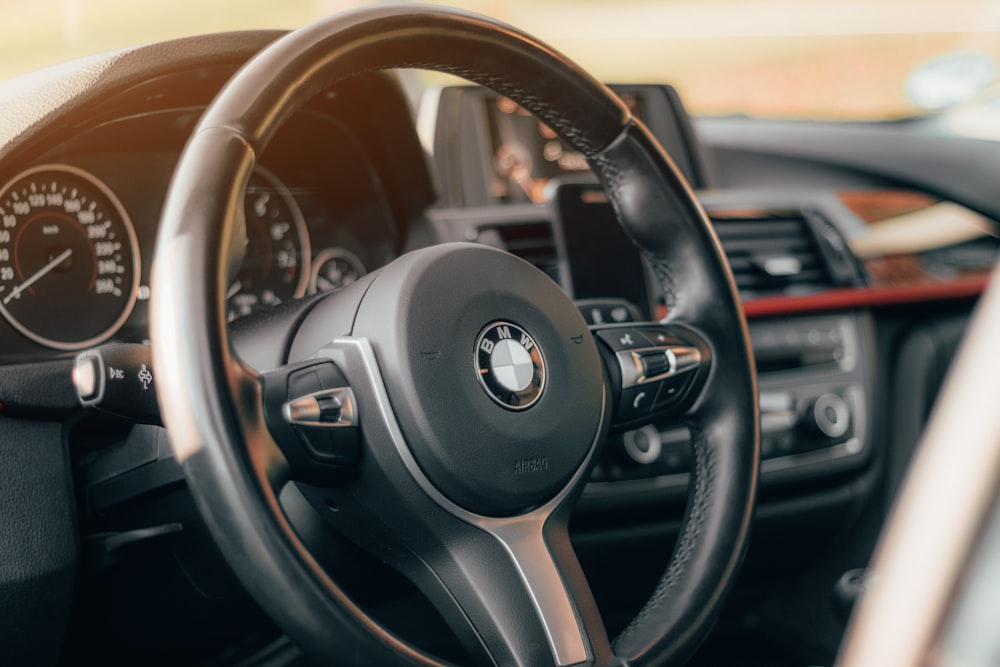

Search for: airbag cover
xmin=352 ymin=243 xmax=604 ymax=516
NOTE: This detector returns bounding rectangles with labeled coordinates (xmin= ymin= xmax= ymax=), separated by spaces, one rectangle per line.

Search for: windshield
xmin=3 ymin=0 xmax=999 ymax=120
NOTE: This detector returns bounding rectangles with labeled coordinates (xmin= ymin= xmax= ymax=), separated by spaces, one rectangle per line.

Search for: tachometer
xmin=227 ymin=167 xmax=310 ymax=320
xmin=0 ymin=164 xmax=139 ymax=350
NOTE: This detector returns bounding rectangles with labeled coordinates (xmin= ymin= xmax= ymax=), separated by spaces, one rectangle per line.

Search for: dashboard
xmin=1 ymin=27 xmax=999 ymax=667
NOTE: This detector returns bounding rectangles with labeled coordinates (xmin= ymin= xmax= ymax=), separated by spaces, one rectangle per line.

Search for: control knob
xmin=802 ymin=393 xmax=851 ymax=440
xmin=622 ymin=425 xmax=662 ymax=464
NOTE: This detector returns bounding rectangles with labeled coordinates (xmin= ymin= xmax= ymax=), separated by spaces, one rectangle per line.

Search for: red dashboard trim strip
xmin=740 ymin=277 xmax=989 ymax=319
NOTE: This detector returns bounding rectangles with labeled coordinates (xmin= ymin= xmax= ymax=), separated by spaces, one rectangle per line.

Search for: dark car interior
xmin=0 ymin=5 xmax=997 ymax=666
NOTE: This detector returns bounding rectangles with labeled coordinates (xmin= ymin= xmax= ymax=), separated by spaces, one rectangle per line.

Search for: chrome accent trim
xmin=282 ymin=387 xmax=356 ymax=428
xmin=623 ymin=425 xmax=662 ymax=465
xmin=812 ymin=393 xmax=850 ymax=439
xmin=73 ymin=354 xmax=101 ymax=403
xmin=316 ymin=337 xmax=602 ymax=667
xmin=837 ymin=315 xmax=858 ymax=372
xmin=618 ymin=349 xmax=641 ymax=388
xmin=670 ymin=346 xmax=702 ymax=373
xmin=760 ymin=410 xmax=797 ymax=434
xmin=616 ymin=344 xmax=702 ymax=388
xmin=474 ymin=320 xmax=546 ymax=411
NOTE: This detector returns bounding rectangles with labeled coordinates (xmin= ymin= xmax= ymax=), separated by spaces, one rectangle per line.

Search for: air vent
xmin=476 ymin=221 xmax=559 ymax=281
xmin=710 ymin=209 xmax=854 ymax=301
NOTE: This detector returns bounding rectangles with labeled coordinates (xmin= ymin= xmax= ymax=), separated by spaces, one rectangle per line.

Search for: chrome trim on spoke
xmin=616 ymin=344 xmax=702 ymax=389
xmin=315 ymin=337 xmax=605 ymax=667
xmin=282 ymin=387 xmax=356 ymax=428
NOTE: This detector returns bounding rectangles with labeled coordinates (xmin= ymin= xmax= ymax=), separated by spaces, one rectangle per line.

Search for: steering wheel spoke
xmin=308 ymin=496 xmax=608 ymax=666
xmin=300 ymin=336 xmax=609 ymax=666
xmin=399 ymin=512 xmax=609 ymax=667
xmin=475 ymin=512 xmax=611 ymax=666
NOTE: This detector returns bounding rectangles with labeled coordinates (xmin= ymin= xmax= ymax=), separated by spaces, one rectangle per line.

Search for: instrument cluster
xmin=0 ymin=105 xmax=400 ymax=359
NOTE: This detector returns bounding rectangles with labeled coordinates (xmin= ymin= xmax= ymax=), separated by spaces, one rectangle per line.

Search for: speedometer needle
xmin=2 ymin=248 xmax=73 ymax=305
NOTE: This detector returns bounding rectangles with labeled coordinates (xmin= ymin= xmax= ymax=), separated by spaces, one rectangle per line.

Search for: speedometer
xmin=0 ymin=164 xmax=139 ymax=350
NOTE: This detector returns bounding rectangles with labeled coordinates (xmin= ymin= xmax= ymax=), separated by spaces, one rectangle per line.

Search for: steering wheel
xmin=150 ymin=5 xmax=758 ymax=666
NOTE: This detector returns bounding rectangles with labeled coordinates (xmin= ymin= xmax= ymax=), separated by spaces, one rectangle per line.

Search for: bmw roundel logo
xmin=475 ymin=321 xmax=545 ymax=410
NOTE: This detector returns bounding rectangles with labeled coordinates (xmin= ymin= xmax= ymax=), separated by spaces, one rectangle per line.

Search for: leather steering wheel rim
xmin=150 ymin=5 xmax=759 ymax=666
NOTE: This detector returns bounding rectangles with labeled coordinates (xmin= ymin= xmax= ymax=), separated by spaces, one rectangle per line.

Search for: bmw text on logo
xmin=475 ymin=321 xmax=546 ymax=410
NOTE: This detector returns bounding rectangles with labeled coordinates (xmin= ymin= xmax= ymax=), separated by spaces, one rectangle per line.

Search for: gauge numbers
xmin=228 ymin=167 xmax=310 ymax=320
xmin=0 ymin=165 xmax=139 ymax=350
